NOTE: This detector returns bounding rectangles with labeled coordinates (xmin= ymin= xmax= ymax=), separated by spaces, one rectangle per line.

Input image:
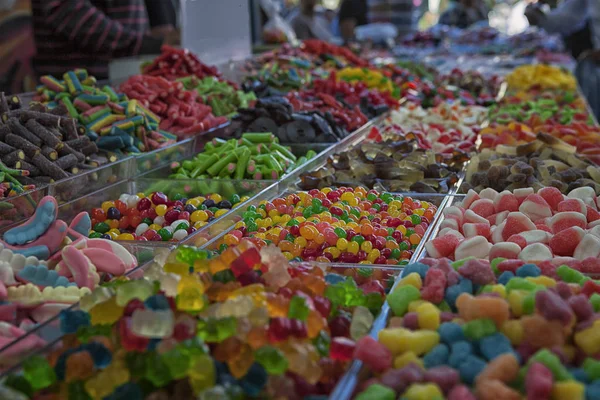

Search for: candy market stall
xmin=1 ymin=30 xmax=600 ymax=400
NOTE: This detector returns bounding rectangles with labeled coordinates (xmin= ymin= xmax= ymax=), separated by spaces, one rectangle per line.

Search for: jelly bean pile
xmin=1 ymin=240 xmax=392 ymax=399
xmin=354 ymin=256 xmax=600 ymax=400
xmin=88 ymin=191 xmax=248 ymax=242
xmin=221 ymin=188 xmax=438 ymax=265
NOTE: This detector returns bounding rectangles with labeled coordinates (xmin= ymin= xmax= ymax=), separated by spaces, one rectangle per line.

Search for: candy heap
xmin=0 ymin=196 xmax=138 ymax=362
xmin=0 ymin=93 xmax=116 ymax=196
xmin=428 ymin=186 xmax=600 ymax=266
xmin=0 ymin=241 xmax=391 ymax=398
xmin=178 ymin=76 xmax=257 ymax=118
xmin=354 ymin=256 xmax=600 ymax=400
xmin=434 ymin=69 xmax=503 ymax=106
xmin=221 ymin=188 xmax=438 ymax=265
xmin=506 ymin=64 xmax=577 ymax=91
xmin=119 ymin=75 xmax=228 ymax=138
xmin=33 ymin=69 xmax=177 ymax=153
xmin=170 ymin=134 xmax=317 ymax=181
xmin=87 ymin=191 xmax=248 ymax=243
xmin=141 ymin=45 xmax=222 ymax=81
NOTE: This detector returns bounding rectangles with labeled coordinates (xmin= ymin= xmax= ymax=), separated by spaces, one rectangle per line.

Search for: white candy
xmin=170 ymin=219 xmax=190 ymax=229
xmin=479 ymin=188 xmax=499 ymax=201
xmin=573 ymin=234 xmax=600 ymax=260
xmin=126 ymin=195 xmax=140 ymax=209
xmin=135 ymin=223 xmax=149 ymax=236
xmin=518 ymin=243 xmax=553 ymax=263
xmin=173 ymin=229 xmax=188 ymax=241
xmin=454 ymin=236 xmax=491 ymax=260
xmin=154 ymin=216 xmax=165 ymax=226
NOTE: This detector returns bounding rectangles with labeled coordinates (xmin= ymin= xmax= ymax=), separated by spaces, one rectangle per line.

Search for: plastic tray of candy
xmin=0 ymin=261 xmax=403 ymax=388
xmin=0 ymin=187 xmax=50 ymax=232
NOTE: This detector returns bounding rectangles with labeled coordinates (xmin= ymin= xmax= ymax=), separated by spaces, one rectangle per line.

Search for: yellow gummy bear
xmin=89 ymin=296 xmax=124 ymax=326
xmin=229 ymin=283 xmax=266 ymax=307
xmin=397 ymin=273 xmax=423 ymax=290
xmin=408 ymin=300 xmax=427 ymax=313
xmin=394 ymin=351 xmax=424 ymax=369
xmin=403 ymin=383 xmax=444 ymax=400
xmin=416 ymin=302 xmax=440 ymax=331
xmin=488 ymin=284 xmax=506 ymax=298
xmin=378 ymin=328 xmax=440 ymax=356
xmin=508 ymin=290 xmax=527 ymax=317
xmin=551 ymin=381 xmax=585 ymax=400
xmin=85 ymin=357 xmax=129 ymax=400
xmin=189 ymin=354 xmax=216 ymax=394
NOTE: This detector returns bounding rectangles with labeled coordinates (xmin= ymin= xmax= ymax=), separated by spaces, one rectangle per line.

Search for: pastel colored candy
xmin=470 ymin=199 xmax=495 ymax=218
xmin=426 ymin=235 xmax=462 ymax=259
xmin=519 ymin=194 xmax=552 ymax=222
xmin=493 ymin=191 xmax=519 ymax=213
xmin=3 ymin=196 xmax=57 ymax=245
xmin=502 ymin=212 xmax=536 ymax=241
xmin=518 ymin=243 xmax=553 ymax=263
xmin=489 ymin=242 xmax=521 ymax=260
xmin=548 ymin=227 xmax=585 ymax=256
xmin=573 ymin=234 xmax=600 ymax=260
xmin=549 ymin=212 xmax=587 ymax=234
xmin=455 ymin=236 xmax=491 ymax=260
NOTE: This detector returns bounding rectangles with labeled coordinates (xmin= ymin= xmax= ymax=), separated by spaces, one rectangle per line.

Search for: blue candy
xmin=403 ymin=263 xmax=430 ymax=280
xmin=424 ymin=344 xmax=450 ymax=368
xmin=18 ymin=265 xmax=75 ymax=288
xmin=438 ymin=322 xmax=466 ymax=345
xmin=516 ymin=264 xmax=541 ymax=278
xmin=4 ymin=198 xmax=56 ymax=245
xmin=459 ymin=355 xmax=487 ymax=384
xmin=449 ymin=341 xmax=473 ymax=368
xmin=498 ymin=271 xmax=515 ymax=286
xmin=587 ymin=381 xmax=600 ymax=400
xmin=445 ymin=278 xmax=473 ymax=309
xmin=479 ymin=333 xmax=513 ymax=361
xmin=84 ymin=342 xmax=112 ymax=368
xmin=59 ymin=309 xmax=90 ymax=334
xmin=239 ymin=363 xmax=268 ymax=397
xmin=144 ymin=294 xmax=170 ymax=310
xmin=570 ymin=367 xmax=590 ymax=384
xmin=325 ymin=274 xmax=345 ymax=285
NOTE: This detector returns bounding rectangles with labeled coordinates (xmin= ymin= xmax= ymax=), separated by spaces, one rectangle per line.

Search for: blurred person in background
xmin=438 ymin=0 xmax=489 ymax=29
xmin=30 ymin=0 xmax=180 ymax=80
xmin=338 ymin=0 xmax=369 ymax=41
xmin=289 ymin=0 xmax=335 ymax=40
xmin=368 ymin=0 xmax=417 ymax=39
xmin=525 ymin=0 xmax=597 ymax=59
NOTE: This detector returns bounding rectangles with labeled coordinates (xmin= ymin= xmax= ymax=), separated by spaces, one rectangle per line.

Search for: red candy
xmin=353 ymin=336 xmax=392 ymax=373
xmin=330 ymin=337 xmax=356 ymax=361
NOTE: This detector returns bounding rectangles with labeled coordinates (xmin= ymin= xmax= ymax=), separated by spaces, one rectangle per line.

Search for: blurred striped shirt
xmin=31 ymin=0 xmax=163 ymax=80
xmin=368 ymin=0 xmax=417 ymax=38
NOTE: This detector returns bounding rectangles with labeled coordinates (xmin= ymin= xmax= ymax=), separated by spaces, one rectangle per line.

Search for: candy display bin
xmin=48 ymin=156 xmax=135 ymax=206
xmin=133 ymin=135 xmax=197 ymax=177
xmin=417 ymin=193 xmax=466 ymax=259
xmin=0 ymin=186 xmax=49 ymax=232
xmin=51 ymin=178 xmax=274 ymax=254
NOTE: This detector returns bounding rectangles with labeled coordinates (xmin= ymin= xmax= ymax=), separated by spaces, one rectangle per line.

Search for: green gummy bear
xmin=255 ymin=346 xmax=288 ymax=375
xmin=387 ymin=285 xmax=421 ymax=317
xmin=583 ymin=358 xmax=600 ymax=381
xmin=197 ymin=317 xmax=237 ymax=343
xmin=288 ymin=296 xmax=310 ymax=321
xmin=505 ymin=277 xmax=538 ymax=292
xmin=528 ymin=349 xmax=573 ymax=381
xmin=22 ymin=356 xmax=56 ymax=391
xmin=355 ymin=384 xmax=395 ymax=400
xmin=590 ymin=293 xmax=600 ymax=312
xmin=462 ymin=318 xmax=496 ymax=340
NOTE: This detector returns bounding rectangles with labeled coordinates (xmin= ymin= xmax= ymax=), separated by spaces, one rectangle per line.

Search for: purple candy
xmin=402 ymin=312 xmax=420 ymax=330
xmin=536 ymin=290 xmax=574 ymax=325
xmin=424 ymin=366 xmax=460 ymax=393
xmin=568 ymin=294 xmax=593 ymax=322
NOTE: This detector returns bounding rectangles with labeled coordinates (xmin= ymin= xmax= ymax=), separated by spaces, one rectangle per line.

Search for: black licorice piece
xmin=49 ymin=128 xmax=63 ymax=140
xmin=50 ymin=103 xmax=69 ymax=117
xmin=32 ymin=153 xmax=68 ymax=181
xmin=70 ymin=166 xmax=79 ymax=175
xmin=9 ymin=95 xmax=21 ymax=110
xmin=41 ymin=146 xmax=58 ymax=161
xmin=60 ymin=118 xmax=79 ymax=141
xmin=28 ymin=102 xmax=48 ymax=113
xmin=80 ymin=142 xmax=98 ymax=156
xmin=19 ymin=160 xmax=41 ymax=177
xmin=0 ymin=141 xmax=15 ymax=156
xmin=65 ymin=136 xmax=90 ymax=150
xmin=0 ymin=93 xmax=9 ymax=114
xmin=5 ymin=133 xmax=41 ymax=159
xmin=20 ymin=111 xmax=62 ymax=128
xmin=58 ymin=143 xmax=85 ymax=163
xmin=54 ymin=154 xmax=78 ymax=170
xmin=0 ymin=124 xmax=9 ymax=141
xmin=6 ymin=118 xmax=42 ymax=147
xmin=2 ymin=150 xmax=24 ymax=166
xmin=26 ymin=119 xmax=63 ymax=149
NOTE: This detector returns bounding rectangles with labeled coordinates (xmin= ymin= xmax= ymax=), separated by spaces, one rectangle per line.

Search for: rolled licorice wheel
xmin=31 ymin=153 xmax=68 ymax=181
xmin=54 ymin=154 xmax=78 ymax=171
xmin=6 ymin=118 xmax=42 ymax=147
xmin=41 ymin=146 xmax=58 ymax=161
xmin=26 ymin=119 xmax=63 ymax=149
xmin=4 ymin=134 xmax=40 ymax=159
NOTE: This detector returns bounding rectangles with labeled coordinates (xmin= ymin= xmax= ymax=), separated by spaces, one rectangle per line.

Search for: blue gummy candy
xmin=146 ymin=338 xmax=161 ymax=351
xmin=105 ymin=383 xmax=143 ymax=400
xmin=445 ymin=279 xmax=473 ymax=309
xmin=516 ymin=264 xmax=541 ymax=278
xmin=239 ymin=363 xmax=268 ymax=397
xmin=12 ymin=246 xmax=50 ymax=260
xmin=84 ymin=342 xmax=112 ymax=368
xmin=479 ymin=333 xmax=513 ymax=361
xmin=59 ymin=309 xmax=90 ymax=334
xmin=586 ymin=380 xmax=600 ymax=400
xmin=403 ymin=263 xmax=430 ymax=279
xmin=459 ymin=277 xmax=474 ymax=293
xmin=438 ymin=322 xmax=466 ymax=345
xmin=144 ymin=294 xmax=170 ymax=310
xmin=325 ymin=274 xmax=345 ymax=285
xmin=498 ymin=271 xmax=515 ymax=286
xmin=18 ymin=265 xmax=76 ymax=288
xmin=449 ymin=341 xmax=473 ymax=369
xmin=424 ymin=344 xmax=450 ymax=368
xmin=570 ymin=367 xmax=590 ymax=384
xmin=5 ymin=199 xmax=56 ymax=245
xmin=459 ymin=355 xmax=487 ymax=384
